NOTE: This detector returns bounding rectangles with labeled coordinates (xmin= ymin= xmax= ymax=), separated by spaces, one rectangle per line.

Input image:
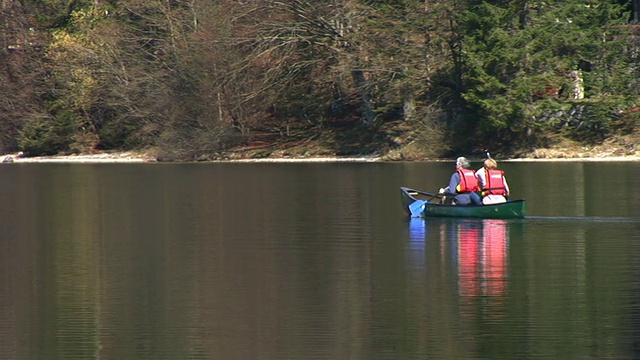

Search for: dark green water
xmin=0 ymin=161 xmax=638 ymax=359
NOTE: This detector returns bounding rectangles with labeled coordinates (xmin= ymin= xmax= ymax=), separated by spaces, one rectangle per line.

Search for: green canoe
xmin=401 ymin=187 xmax=525 ymax=219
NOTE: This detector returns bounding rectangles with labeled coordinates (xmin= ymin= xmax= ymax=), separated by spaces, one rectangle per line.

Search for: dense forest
xmin=1 ymin=0 xmax=639 ymax=161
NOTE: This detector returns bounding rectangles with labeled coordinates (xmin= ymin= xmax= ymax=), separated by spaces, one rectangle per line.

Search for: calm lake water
xmin=0 ymin=161 xmax=639 ymax=359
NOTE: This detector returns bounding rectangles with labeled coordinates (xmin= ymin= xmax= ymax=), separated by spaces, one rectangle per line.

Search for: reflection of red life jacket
xmin=482 ymin=220 xmax=507 ymax=297
xmin=457 ymin=169 xmax=480 ymax=193
xmin=458 ymin=224 xmax=481 ymax=297
xmin=484 ymin=169 xmax=507 ymax=196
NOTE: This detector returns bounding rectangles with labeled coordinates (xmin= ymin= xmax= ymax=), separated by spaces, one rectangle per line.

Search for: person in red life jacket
xmin=438 ymin=157 xmax=482 ymax=205
xmin=475 ymin=158 xmax=510 ymax=205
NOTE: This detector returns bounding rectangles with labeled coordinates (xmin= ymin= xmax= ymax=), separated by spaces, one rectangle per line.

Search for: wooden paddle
xmin=410 ymin=189 xmax=442 ymax=198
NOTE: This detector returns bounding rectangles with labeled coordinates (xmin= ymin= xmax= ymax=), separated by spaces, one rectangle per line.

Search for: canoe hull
xmin=401 ymin=187 xmax=525 ymax=219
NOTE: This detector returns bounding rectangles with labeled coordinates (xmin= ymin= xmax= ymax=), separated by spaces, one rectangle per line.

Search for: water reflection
xmin=1 ymin=162 xmax=639 ymax=359
xmin=403 ymin=218 xmax=513 ymax=358
xmin=408 ymin=218 xmax=509 ymax=297
xmin=459 ymin=219 xmax=507 ymax=298
xmin=409 ymin=218 xmax=510 ymax=314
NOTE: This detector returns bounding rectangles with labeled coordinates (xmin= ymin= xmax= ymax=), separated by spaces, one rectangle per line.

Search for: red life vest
xmin=457 ymin=168 xmax=480 ymax=193
xmin=484 ymin=169 xmax=507 ymax=196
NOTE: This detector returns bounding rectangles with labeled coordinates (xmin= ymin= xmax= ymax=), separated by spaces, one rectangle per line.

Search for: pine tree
xmin=453 ymin=0 xmax=632 ymax=149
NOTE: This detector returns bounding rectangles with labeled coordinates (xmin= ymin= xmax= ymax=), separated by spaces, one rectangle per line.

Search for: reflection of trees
xmin=40 ymin=167 xmax=101 ymax=359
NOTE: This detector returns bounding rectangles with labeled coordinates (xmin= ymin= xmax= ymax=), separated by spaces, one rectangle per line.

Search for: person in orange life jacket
xmin=475 ymin=158 xmax=510 ymax=205
xmin=438 ymin=157 xmax=482 ymax=205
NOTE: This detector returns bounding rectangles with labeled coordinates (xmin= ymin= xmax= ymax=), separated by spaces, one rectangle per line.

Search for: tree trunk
xmin=351 ymin=69 xmax=375 ymax=125
xmin=570 ymin=70 xmax=584 ymax=100
xmin=403 ymin=87 xmax=415 ymax=120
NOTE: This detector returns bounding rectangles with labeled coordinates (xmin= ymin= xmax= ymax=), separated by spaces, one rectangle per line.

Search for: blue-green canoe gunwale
xmin=401 ymin=187 xmax=526 ymax=219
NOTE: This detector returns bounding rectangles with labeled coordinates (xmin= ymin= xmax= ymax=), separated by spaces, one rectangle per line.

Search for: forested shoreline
xmin=1 ymin=0 xmax=639 ymax=162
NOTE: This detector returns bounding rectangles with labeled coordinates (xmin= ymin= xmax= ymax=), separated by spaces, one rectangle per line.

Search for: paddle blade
xmin=409 ymin=200 xmax=427 ymax=217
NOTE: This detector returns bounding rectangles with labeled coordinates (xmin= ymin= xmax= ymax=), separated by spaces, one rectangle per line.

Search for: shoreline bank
xmin=2 ymin=152 xmax=639 ymax=163
xmin=2 ymin=152 xmax=157 ymax=163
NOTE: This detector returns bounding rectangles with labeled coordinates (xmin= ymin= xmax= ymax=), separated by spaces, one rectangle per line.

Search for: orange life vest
xmin=483 ymin=169 xmax=507 ymax=196
xmin=457 ymin=168 xmax=480 ymax=193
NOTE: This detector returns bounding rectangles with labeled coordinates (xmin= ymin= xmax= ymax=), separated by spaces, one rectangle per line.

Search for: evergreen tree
xmin=455 ymin=0 xmax=632 ymax=150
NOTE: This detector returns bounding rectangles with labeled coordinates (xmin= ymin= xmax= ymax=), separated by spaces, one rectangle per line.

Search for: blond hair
xmin=484 ymin=158 xmax=497 ymax=169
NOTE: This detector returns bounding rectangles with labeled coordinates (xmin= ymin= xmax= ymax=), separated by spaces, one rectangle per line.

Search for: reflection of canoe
xmin=401 ymin=187 xmax=525 ymax=219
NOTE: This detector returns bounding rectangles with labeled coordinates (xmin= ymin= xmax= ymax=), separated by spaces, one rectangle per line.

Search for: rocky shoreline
xmin=2 ymin=125 xmax=638 ymax=163
xmin=1 ymin=151 xmax=639 ymax=163
xmin=2 ymin=135 xmax=640 ymax=164
xmin=2 ymin=151 xmax=157 ymax=163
